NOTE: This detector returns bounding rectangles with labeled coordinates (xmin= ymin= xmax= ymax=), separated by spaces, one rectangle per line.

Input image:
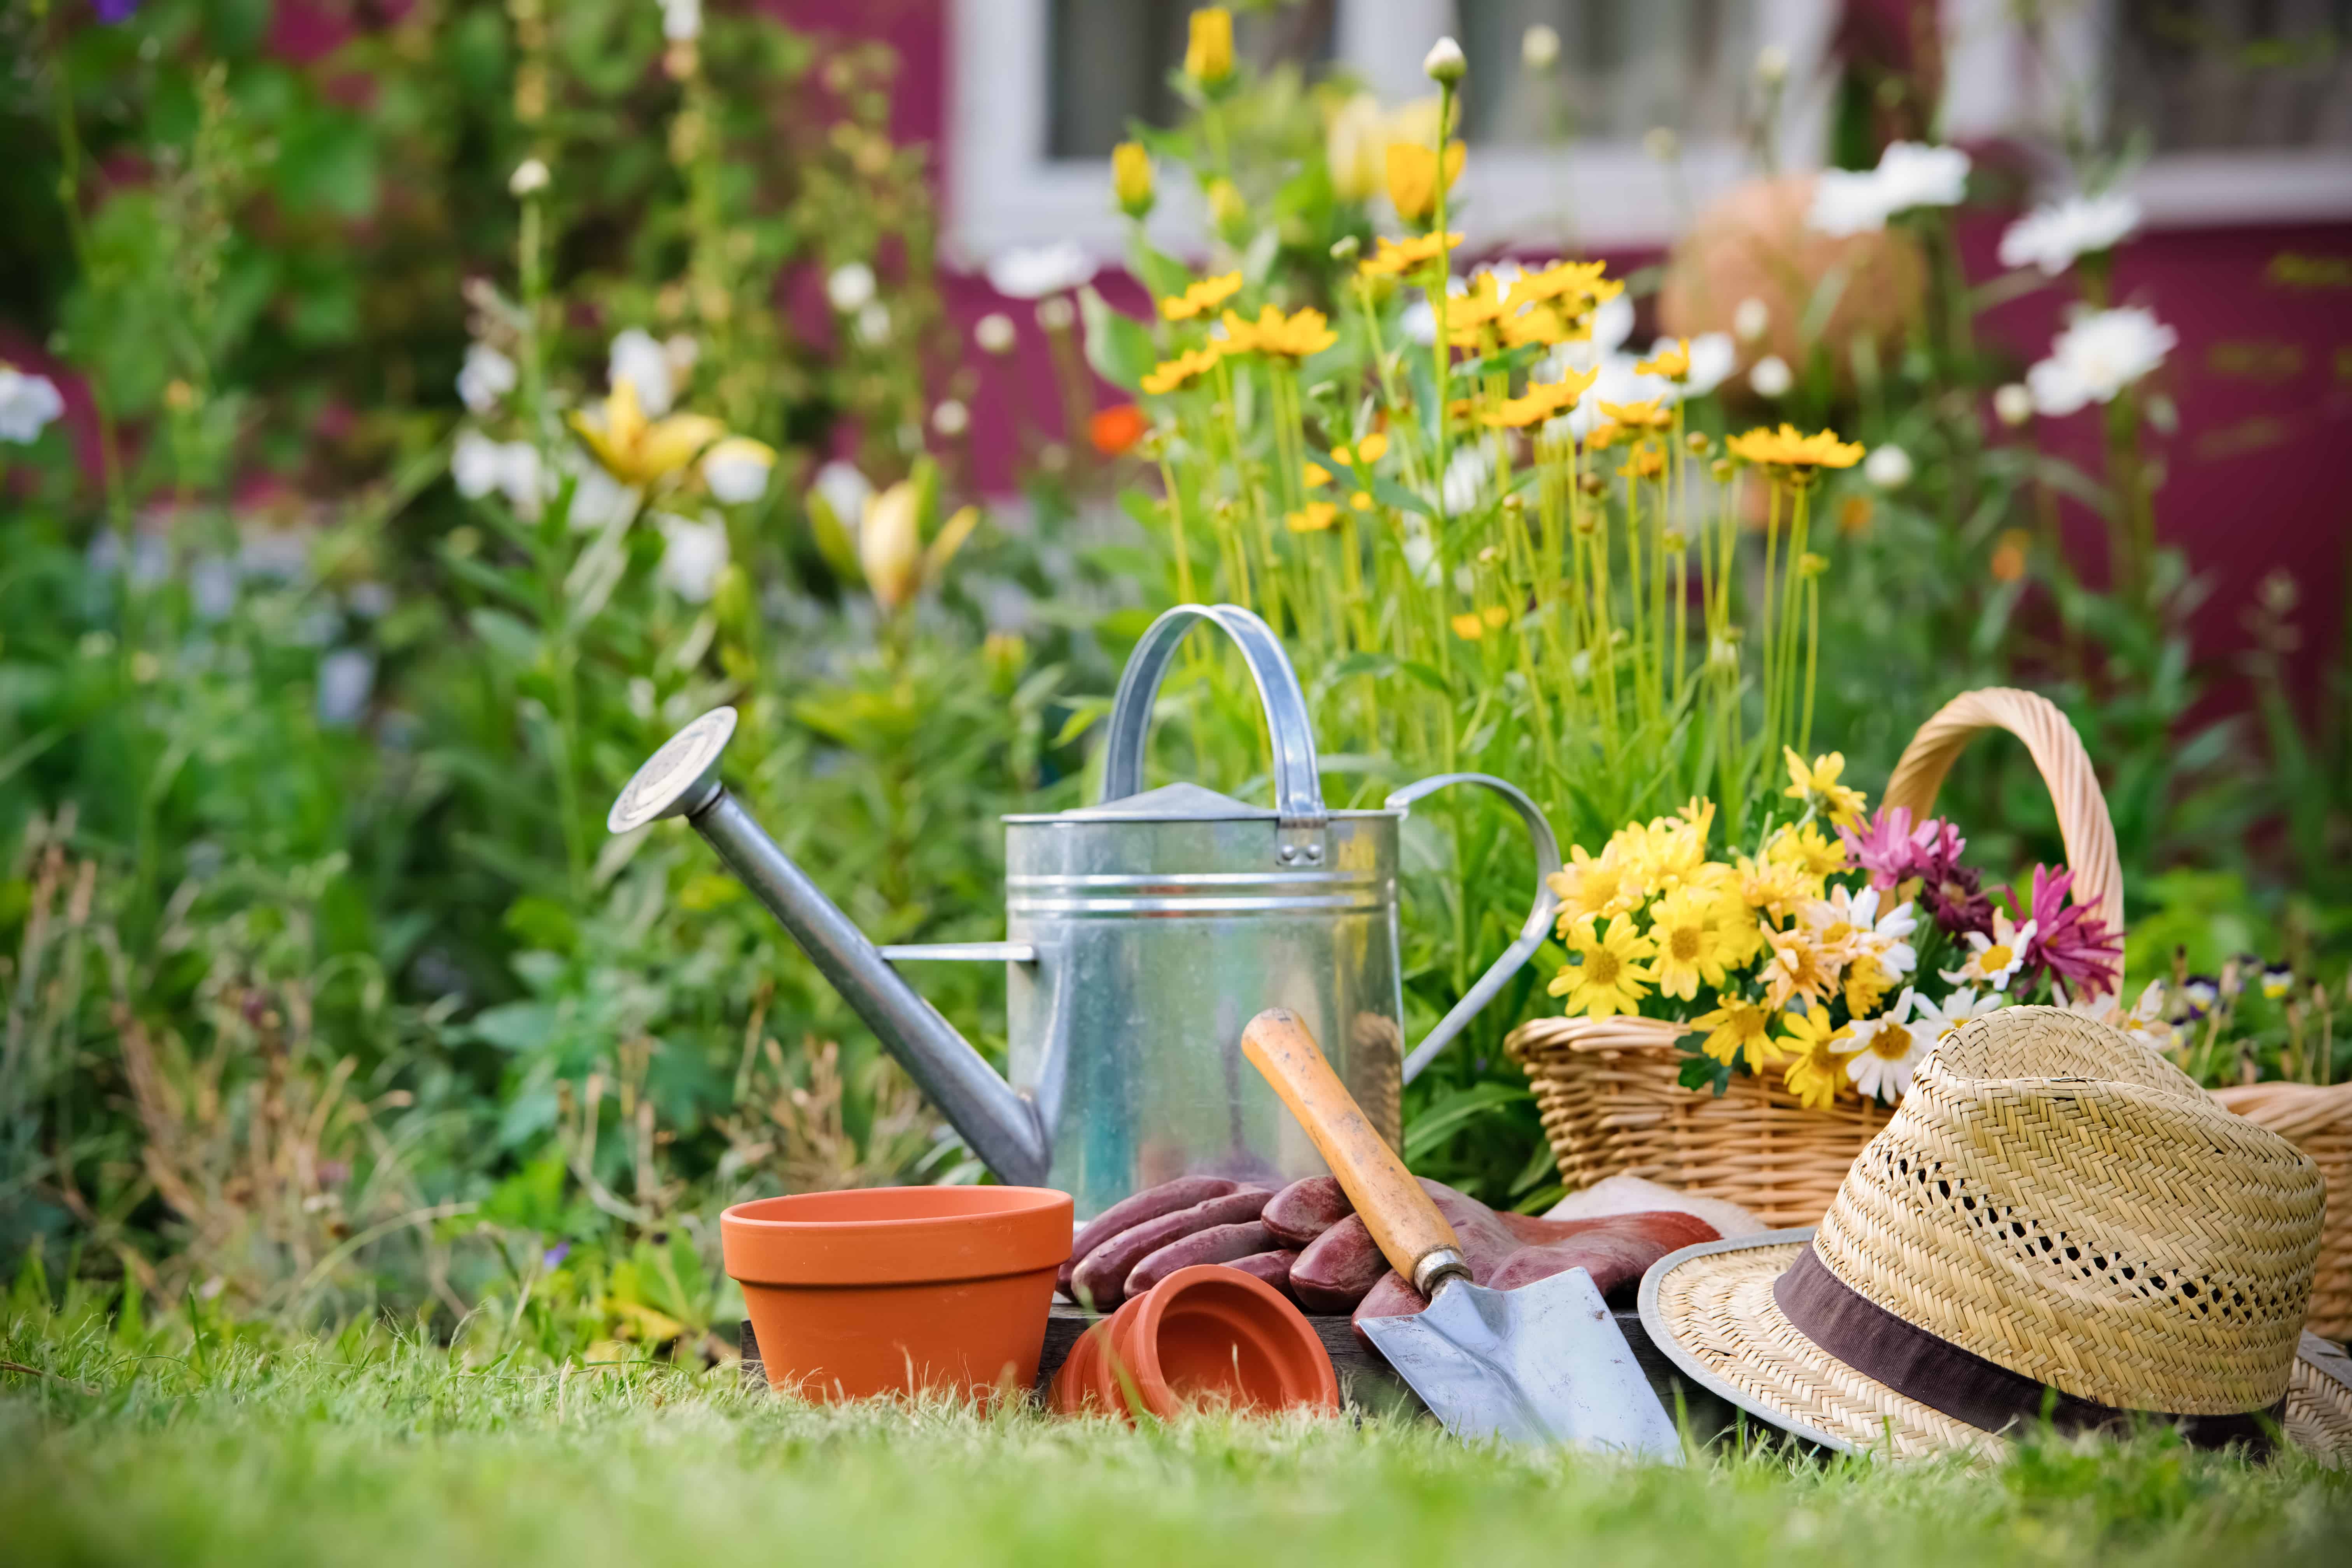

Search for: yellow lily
xmin=569 ymin=376 xmax=725 ymax=487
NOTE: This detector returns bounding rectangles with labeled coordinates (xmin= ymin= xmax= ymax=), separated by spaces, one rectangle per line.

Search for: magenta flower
xmin=1841 ymin=806 xmax=1967 ymax=892
xmin=1922 ymin=862 xmax=1995 ymax=938
xmin=2009 ymin=864 xmax=2121 ymax=996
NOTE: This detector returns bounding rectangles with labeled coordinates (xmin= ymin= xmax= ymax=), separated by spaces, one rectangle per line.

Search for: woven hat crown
xmin=1815 ymin=1007 xmax=2324 ymax=1415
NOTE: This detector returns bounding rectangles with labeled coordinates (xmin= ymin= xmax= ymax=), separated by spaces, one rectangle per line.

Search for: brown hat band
xmin=1773 ymin=1248 xmax=2284 ymax=1454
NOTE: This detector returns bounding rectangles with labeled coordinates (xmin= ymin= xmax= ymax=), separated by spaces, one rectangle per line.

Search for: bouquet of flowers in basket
xmin=1545 ymin=751 xmax=2136 ymax=1110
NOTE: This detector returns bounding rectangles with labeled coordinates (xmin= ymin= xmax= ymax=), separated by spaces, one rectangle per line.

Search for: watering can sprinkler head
xmin=609 ymin=705 xmax=738 ymax=834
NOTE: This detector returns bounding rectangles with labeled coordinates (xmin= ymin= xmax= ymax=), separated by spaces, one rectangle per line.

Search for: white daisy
xmin=1998 ymin=192 xmax=2140 ymax=276
xmin=2026 ymin=307 xmax=2176 ymax=417
xmin=1839 ymin=989 xmax=1927 ymax=1102
xmin=1941 ymin=914 xmax=2036 ymax=992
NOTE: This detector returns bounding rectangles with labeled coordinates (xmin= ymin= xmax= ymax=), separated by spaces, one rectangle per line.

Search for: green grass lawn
xmin=5 ymin=1305 xmax=2350 ymax=1568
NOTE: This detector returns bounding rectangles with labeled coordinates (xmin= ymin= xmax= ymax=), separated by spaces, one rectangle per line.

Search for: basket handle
xmin=1881 ymin=687 xmax=2124 ymax=994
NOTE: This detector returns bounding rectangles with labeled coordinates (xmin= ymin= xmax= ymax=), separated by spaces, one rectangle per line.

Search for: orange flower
xmin=1839 ymin=495 xmax=1875 ymax=536
xmin=1991 ymin=528 xmax=2031 ymax=582
xmin=1088 ymin=404 xmax=1148 ymax=455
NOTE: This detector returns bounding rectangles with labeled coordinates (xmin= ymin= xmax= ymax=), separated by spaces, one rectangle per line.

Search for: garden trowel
xmin=1241 ymin=1008 xmax=1684 ymax=1460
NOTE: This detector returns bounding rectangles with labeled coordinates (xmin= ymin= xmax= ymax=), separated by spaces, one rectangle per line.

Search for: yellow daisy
xmin=1782 ymin=747 xmax=1868 ymax=830
xmin=1778 ymin=1006 xmax=1854 ymax=1110
xmin=1157 ymin=272 xmax=1243 ymax=322
xmin=1726 ymin=424 xmax=1866 ymax=471
xmin=1649 ymin=884 xmax=1734 ymax=1001
xmin=1547 ymin=915 xmax=1657 ymax=1019
xmin=1691 ymin=998 xmax=1782 ymax=1073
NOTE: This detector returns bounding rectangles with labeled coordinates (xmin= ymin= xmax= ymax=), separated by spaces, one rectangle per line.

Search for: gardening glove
xmin=1059 ymin=1178 xmax=1279 ymax=1311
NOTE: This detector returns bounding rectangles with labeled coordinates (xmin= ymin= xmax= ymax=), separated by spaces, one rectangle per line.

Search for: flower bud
xmin=1186 ymin=7 xmax=1234 ymax=86
xmin=1112 ymin=141 xmax=1155 ymax=219
xmin=859 ymin=480 xmax=923 ymax=613
xmin=509 ymin=157 xmax=550 ymax=196
xmin=1423 ymin=36 xmax=1466 ymax=85
xmin=1993 ymin=382 xmax=2033 ymax=427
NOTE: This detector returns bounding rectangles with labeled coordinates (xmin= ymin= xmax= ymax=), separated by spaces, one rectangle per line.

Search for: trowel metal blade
xmin=1359 ymin=1265 xmax=1684 ymax=1460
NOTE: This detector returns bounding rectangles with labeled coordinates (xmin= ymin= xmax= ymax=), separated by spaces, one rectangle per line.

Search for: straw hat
xmin=1640 ymin=1007 xmax=2352 ymax=1462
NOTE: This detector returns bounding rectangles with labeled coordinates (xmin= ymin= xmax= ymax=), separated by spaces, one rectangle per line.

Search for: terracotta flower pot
xmin=722 ymin=1185 xmax=1072 ymax=1402
xmin=1106 ymin=1264 xmax=1340 ymax=1419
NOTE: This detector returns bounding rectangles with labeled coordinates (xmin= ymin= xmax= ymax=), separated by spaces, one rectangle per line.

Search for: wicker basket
xmin=1508 ymin=688 xmax=2124 ymax=1230
xmin=2212 ymin=1081 xmax=2352 ymax=1342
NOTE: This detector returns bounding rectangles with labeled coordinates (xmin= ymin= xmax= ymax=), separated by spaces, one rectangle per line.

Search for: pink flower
xmin=1840 ymin=807 xmax=1966 ymax=891
xmin=2008 ymin=864 xmax=2121 ymax=997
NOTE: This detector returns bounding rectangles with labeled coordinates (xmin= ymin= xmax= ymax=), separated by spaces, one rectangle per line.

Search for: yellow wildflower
xmin=1548 ymin=916 xmax=1657 ymax=1019
xmin=1285 ymin=502 xmax=1339 ymax=534
xmin=1450 ymin=605 xmax=1510 ymax=639
xmin=1767 ymin=820 xmax=1848 ymax=881
xmin=1349 ymin=492 xmax=1373 ymax=511
xmin=569 ymin=376 xmax=725 ymax=487
xmin=1480 ymin=365 xmax=1598 ymax=429
xmin=1386 ymin=139 xmax=1466 ymax=226
xmin=1509 ymin=259 xmax=1618 ymax=308
xmin=1782 ymin=747 xmax=1868 ymax=830
xmin=1778 ymin=1006 xmax=1854 ymax=1110
xmin=1636 ymin=339 xmax=1691 ymax=379
xmin=1355 ymin=431 xmax=1390 ymax=463
xmin=1617 ymin=441 xmax=1664 ymax=480
xmin=1600 ymin=399 xmax=1672 ymax=431
xmin=1734 ymin=852 xmax=1813 ymax=922
xmin=1692 ymin=998 xmax=1782 ymax=1073
xmin=1844 ymin=954 xmax=1898 ymax=1017
xmin=1549 ymin=842 xmax=1643 ymax=924
xmin=1649 ymin=884 xmax=1735 ymax=1001
xmin=1726 ymin=424 xmax=1866 ymax=471
xmin=1358 ymin=232 xmax=1462 ymax=279
xmin=1302 ymin=462 xmax=1330 ymax=488
xmin=1220 ymin=304 xmax=1337 ymax=360
xmin=1585 ymin=420 xmax=1622 ymax=450
xmin=1185 ymin=6 xmax=1233 ymax=85
xmin=1497 ymin=304 xmax=1575 ymax=348
xmin=1112 ymin=141 xmax=1154 ymax=217
xmin=1158 ymin=272 xmax=1243 ymax=322
xmin=1139 ymin=346 xmax=1223 ymax=396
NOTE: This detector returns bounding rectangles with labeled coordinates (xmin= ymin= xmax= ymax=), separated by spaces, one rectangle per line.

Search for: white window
xmin=948 ymin=0 xmax=2352 ymax=266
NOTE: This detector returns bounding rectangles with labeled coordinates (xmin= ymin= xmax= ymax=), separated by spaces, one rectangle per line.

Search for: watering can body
xmin=611 ymin=605 xmax=1559 ymax=1222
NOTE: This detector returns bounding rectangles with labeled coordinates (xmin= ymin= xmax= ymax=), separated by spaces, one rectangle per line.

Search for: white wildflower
xmin=658 ymin=0 xmax=701 ymax=43
xmin=701 ymin=437 xmax=775 ymax=504
xmin=973 ymin=312 xmax=1017 ymax=355
xmin=854 ymin=301 xmax=892 ymax=345
xmin=1680 ymin=332 xmax=1738 ymax=397
xmin=509 ymin=158 xmax=550 ymax=196
xmin=826 ymin=261 xmax=877 ymax=313
xmin=316 ymin=649 xmax=375 ymax=726
xmin=1998 ymin=192 xmax=2140 ymax=276
xmin=1993 ymin=382 xmax=2034 ymax=427
xmin=1808 ymin=142 xmax=1970 ymax=235
xmin=1733 ymin=296 xmax=1769 ymax=343
xmin=0 ymin=366 xmax=65 ymax=444
xmin=812 ymin=460 xmax=873 ymax=529
xmin=986 ymin=242 xmax=1096 ymax=300
xmin=2026 ymin=306 xmax=2176 ymax=417
xmin=608 ymin=327 xmax=676 ymax=416
xmin=1522 ymin=23 xmax=1560 ymax=71
xmin=655 ymin=511 xmax=729 ymax=602
xmin=931 ymin=399 xmax=970 ymax=438
xmin=456 ymin=343 xmax=517 ymax=414
xmin=1749 ymin=354 xmax=1793 ymax=397
xmin=1864 ymin=444 xmax=1913 ymax=490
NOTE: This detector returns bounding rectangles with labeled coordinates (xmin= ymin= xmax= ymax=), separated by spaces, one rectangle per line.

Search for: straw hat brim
xmin=1640 ymin=1231 xmax=2352 ymax=1465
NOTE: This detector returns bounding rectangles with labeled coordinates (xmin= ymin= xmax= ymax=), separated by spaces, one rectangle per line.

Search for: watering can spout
xmin=607 ymin=708 xmax=1053 ymax=1186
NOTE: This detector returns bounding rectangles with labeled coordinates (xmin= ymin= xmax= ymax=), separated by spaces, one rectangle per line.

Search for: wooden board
xmin=739 ymin=1302 xmax=1746 ymax=1441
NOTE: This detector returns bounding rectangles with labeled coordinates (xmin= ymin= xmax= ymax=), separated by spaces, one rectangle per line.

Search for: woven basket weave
xmin=1508 ymin=689 xmax=2123 ymax=1230
xmin=2212 ymin=1081 xmax=2352 ymax=1342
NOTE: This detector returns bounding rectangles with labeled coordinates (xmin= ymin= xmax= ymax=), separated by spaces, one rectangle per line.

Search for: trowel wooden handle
xmin=1241 ymin=1009 xmax=1467 ymax=1295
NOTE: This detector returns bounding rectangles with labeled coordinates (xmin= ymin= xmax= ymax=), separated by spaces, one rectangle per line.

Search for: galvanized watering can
xmin=609 ymin=604 xmax=1561 ymax=1220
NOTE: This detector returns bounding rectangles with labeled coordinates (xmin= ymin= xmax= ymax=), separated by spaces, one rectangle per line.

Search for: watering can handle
xmin=1099 ymin=603 xmax=1328 ymax=858
xmin=1387 ymin=774 xmax=1564 ymax=1085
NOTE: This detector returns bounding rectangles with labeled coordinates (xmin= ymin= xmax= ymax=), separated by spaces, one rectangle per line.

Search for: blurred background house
xmin=793 ymin=0 xmax=2352 ymax=687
